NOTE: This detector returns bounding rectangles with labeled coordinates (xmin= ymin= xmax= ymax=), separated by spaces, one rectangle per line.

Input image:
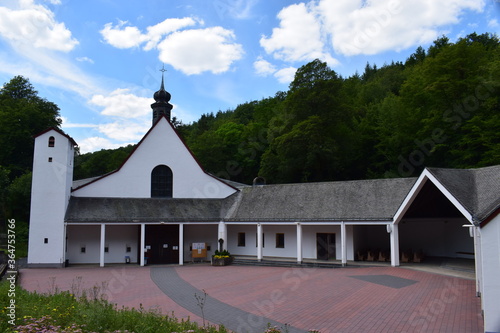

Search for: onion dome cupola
xmin=151 ymin=67 xmax=173 ymax=125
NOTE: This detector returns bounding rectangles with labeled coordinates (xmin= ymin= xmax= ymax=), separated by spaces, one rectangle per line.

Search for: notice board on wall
xmin=192 ymin=243 xmax=207 ymax=258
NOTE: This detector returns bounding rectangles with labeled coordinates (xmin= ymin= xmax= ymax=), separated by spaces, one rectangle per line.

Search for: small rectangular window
xmin=104 ymin=246 xmax=109 ymax=253
xmin=44 ymin=238 xmax=48 ymax=244
xmin=237 ymin=232 xmax=246 ymax=247
xmin=126 ymin=246 xmax=131 ymax=253
xmin=48 ymin=157 xmax=53 ymax=162
xmin=80 ymin=246 xmax=86 ymax=253
xmin=276 ymin=233 xmax=285 ymax=248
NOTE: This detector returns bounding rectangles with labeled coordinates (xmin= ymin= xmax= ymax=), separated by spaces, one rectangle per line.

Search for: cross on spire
xmin=151 ymin=64 xmax=173 ymax=125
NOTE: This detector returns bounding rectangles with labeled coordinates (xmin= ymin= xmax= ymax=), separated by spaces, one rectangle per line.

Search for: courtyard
xmin=19 ymin=263 xmax=483 ymax=333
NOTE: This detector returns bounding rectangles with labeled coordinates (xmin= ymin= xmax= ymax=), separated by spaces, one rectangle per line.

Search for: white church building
xmin=28 ymin=76 xmax=500 ymax=332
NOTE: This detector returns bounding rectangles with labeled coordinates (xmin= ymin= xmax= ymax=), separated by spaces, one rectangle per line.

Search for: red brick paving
xmin=20 ymin=265 xmax=484 ymax=333
xmin=176 ymin=265 xmax=483 ymax=333
xmin=19 ymin=265 xmax=203 ymax=324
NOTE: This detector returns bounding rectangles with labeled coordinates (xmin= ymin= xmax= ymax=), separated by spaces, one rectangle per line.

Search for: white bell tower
xmin=27 ymin=128 xmax=76 ymax=267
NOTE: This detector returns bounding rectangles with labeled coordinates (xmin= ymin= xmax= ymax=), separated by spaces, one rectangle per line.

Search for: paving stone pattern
xmin=19 ymin=265 xmax=484 ymax=333
xmin=150 ymin=267 xmax=306 ymax=333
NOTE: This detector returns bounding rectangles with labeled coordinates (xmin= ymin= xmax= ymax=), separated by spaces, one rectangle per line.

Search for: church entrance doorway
xmin=317 ymin=233 xmax=336 ymax=260
xmin=145 ymin=225 xmax=179 ymax=264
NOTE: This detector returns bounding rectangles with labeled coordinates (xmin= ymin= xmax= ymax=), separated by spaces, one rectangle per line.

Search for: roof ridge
xmin=249 ymin=177 xmax=417 ymax=188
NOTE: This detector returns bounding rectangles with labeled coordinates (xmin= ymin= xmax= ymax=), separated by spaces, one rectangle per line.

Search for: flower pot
xmin=211 ymin=256 xmax=233 ymax=266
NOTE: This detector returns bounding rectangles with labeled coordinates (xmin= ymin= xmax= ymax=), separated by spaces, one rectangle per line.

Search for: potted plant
xmin=211 ymin=249 xmax=233 ymax=266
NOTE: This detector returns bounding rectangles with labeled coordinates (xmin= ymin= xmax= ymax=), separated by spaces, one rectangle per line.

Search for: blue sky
xmin=0 ymin=0 xmax=498 ymax=152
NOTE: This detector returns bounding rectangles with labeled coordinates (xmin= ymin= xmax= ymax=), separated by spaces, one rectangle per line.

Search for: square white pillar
xmin=296 ymin=223 xmax=303 ymax=263
xmin=218 ymin=221 xmax=227 ymax=251
xmin=99 ymin=224 xmax=105 ymax=267
xmin=341 ymin=222 xmax=347 ymax=266
xmin=257 ymin=224 xmax=263 ymax=261
xmin=390 ymin=223 xmax=400 ymax=267
xmin=179 ymin=223 xmax=184 ymax=265
xmin=140 ymin=224 xmax=145 ymax=266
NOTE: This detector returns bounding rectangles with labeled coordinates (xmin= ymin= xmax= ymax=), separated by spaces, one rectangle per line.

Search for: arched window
xmin=151 ymin=165 xmax=173 ymax=198
xmin=48 ymin=136 xmax=55 ymax=147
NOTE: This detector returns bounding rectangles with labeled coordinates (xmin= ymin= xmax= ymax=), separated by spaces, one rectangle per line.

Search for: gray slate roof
xmin=428 ymin=165 xmax=500 ymax=222
xmin=65 ymin=177 xmax=417 ymax=223
xmin=226 ymin=178 xmax=417 ymax=222
xmin=65 ymin=196 xmax=238 ymax=223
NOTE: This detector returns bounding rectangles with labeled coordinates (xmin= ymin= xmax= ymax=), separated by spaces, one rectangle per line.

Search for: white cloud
xmin=60 ymin=116 xmax=97 ymax=128
xmin=143 ymin=17 xmax=199 ymax=50
xmin=97 ymin=120 xmax=150 ymax=142
xmin=100 ymin=21 xmax=148 ymax=49
xmin=261 ymin=0 xmax=486 ymax=60
xmin=101 ymin=18 xmax=199 ymax=50
xmin=214 ymin=0 xmax=259 ymax=20
xmin=488 ymin=18 xmax=499 ymax=29
xmin=253 ymin=57 xmax=276 ymax=76
xmin=274 ymin=67 xmax=297 ymax=84
xmin=317 ymin=0 xmax=486 ymax=56
xmin=0 ymin=0 xmax=78 ymax=52
xmin=100 ymin=18 xmax=243 ymax=75
xmin=157 ymin=27 xmax=244 ymax=75
xmin=260 ymin=3 xmax=333 ymax=63
xmin=89 ymin=89 xmax=152 ymax=118
xmin=76 ymin=56 xmax=94 ymax=64
xmin=77 ymin=136 xmax=128 ymax=154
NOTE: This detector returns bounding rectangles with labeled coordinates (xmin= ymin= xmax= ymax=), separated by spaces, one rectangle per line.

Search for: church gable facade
xmin=72 ymin=117 xmax=237 ymax=199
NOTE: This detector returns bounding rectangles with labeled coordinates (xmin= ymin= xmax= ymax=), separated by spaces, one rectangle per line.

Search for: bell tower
xmin=151 ymin=66 xmax=173 ymax=125
xmin=28 ymin=128 xmax=76 ymax=267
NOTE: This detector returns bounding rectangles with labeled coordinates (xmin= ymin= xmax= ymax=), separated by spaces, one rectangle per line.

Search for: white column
xmin=63 ymin=223 xmax=67 ymax=266
xmin=140 ymin=224 xmax=145 ymax=266
xmin=257 ymin=224 xmax=263 ymax=261
xmin=473 ymin=226 xmax=482 ymax=297
xmin=179 ymin=223 xmax=184 ymax=266
xmin=390 ymin=223 xmax=400 ymax=267
xmin=341 ymin=222 xmax=347 ymax=266
xmin=218 ymin=221 xmax=227 ymax=251
xmin=99 ymin=224 xmax=105 ymax=267
xmin=296 ymin=223 xmax=303 ymax=263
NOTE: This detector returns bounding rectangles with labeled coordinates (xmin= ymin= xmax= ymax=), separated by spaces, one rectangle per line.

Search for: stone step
xmin=232 ymin=258 xmax=352 ymax=269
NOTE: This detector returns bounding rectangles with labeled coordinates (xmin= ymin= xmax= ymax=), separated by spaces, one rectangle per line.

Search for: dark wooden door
xmin=145 ymin=225 xmax=179 ymax=264
xmin=317 ymin=233 xmax=336 ymax=260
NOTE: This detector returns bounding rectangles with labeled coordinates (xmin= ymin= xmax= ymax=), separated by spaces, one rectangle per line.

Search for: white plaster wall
xmin=66 ymin=225 xmax=100 ymax=264
xmin=302 ymin=225 xmax=354 ymax=261
xmin=227 ymin=224 xmax=354 ymax=260
xmin=481 ymin=214 xmax=500 ymax=332
xmin=399 ymin=219 xmax=472 ymax=257
xmin=104 ymin=225 xmax=139 ymax=263
xmin=227 ymin=225 xmax=258 ymax=256
xmin=67 ymin=225 xmax=139 ymax=264
xmin=183 ymin=224 xmax=218 ymax=261
xmin=28 ymin=130 xmax=74 ymax=266
xmin=72 ymin=119 xmax=236 ymax=199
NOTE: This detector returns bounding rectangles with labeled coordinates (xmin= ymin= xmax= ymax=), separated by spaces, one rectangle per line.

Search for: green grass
xmin=0 ymin=280 xmax=229 ymax=333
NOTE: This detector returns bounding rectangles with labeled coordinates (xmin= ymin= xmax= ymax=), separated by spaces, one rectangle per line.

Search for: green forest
xmin=0 ymin=33 xmax=499 ymax=242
